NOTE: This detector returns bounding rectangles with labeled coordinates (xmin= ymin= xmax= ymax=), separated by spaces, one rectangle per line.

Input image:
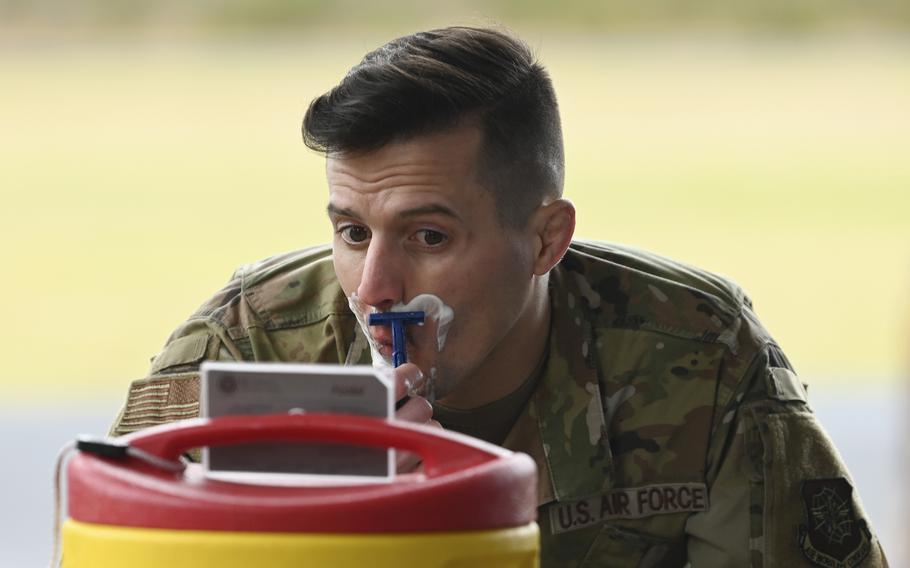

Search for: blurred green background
xmin=1 ymin=2 xmax=908 ymax=399
xmin=2 ymin=3 xmax=909 ymax=565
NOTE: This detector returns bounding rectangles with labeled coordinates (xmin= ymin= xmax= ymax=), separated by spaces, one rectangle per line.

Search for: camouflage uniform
xmin=111 ymin=241 xmax=887 ymax=567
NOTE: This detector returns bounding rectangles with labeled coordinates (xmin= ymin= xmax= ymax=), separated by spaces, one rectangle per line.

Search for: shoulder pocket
xmin=745 ymin=403 xmax=884 ymax=567
xmin=765 ymin=367 xmax=808 ymax=403
xmin=150 ymin=335 xmax=208 ymax=374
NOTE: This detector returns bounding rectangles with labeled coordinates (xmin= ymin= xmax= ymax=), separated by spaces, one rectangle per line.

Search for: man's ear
xmin=530 ymin=198 xmax=576 ymax=276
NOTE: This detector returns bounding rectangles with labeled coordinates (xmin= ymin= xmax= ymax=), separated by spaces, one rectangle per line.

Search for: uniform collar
xmin=502 ymin=260 xmax=615 ymax=505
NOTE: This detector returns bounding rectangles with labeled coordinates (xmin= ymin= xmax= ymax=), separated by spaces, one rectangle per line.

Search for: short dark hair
xmin=302 ymin=26 xmax=564 ymax=228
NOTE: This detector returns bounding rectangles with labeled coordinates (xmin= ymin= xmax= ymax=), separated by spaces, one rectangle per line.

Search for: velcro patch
xmin=114 ymin=374 xmax=200 ymax=436
xmin=766 ymin=366 xmax=808 ymax=403
xmin=798 ymin=477 xmax=872 ymax=568
xmin=548 ymin=482 xmax=709 ymax=534
xmin=150 ymin=335 xmax=208 ymax=374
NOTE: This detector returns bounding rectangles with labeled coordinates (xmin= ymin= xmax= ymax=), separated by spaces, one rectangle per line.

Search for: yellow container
xmin=63 ymin=520 xmax=539 ymax=568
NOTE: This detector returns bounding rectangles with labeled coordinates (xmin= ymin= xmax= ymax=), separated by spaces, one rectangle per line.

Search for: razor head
xmin=368 ymin=311 xmax=426 ymax=326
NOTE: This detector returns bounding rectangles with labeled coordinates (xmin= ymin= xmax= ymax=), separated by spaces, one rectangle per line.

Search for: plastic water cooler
xmin=62 ymin=414 xmax=540 ymax=567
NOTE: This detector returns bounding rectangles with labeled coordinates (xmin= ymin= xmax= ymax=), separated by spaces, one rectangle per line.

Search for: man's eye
xmin=416 ymin=229 xmax=447 ymax=247
xmin=339 ymin=225 xmax=371 ymax=244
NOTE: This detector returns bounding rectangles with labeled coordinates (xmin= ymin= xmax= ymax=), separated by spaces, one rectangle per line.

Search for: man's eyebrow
xmin=398 ymin=204 xmax=462 ymax=222
xmin=327 ymin=203 xmax=463 ymax=222
xmin=326 ymin=204 xmax=359 ymax=219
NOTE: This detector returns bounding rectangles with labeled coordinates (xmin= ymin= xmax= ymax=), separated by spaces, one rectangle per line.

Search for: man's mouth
xmin=348 ymin=293 xmax=454 ymax=366
xmin=370 ymin=328 xmax=417 ymax=359
xmin=376 ymin=341 xmax=393 ymax=358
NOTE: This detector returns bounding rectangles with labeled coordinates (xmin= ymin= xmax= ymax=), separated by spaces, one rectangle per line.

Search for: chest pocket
xmin=538 ymin=505 xmax=684 ymax=568
xmin=581 ymin=524 xmax=684 ymax=567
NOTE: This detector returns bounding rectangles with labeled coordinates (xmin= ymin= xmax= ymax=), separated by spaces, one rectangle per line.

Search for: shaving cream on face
xmin=392 ymin=293 xmax=455 ymax=351
xmin=347 ymin=293 xmax=455 ymax=399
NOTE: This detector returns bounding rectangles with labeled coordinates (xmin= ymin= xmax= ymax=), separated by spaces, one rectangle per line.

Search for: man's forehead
xmin=323 ymin=122 xmax=493 ymax=225
xmin=326 ymin=123 xmax=482 ymax=178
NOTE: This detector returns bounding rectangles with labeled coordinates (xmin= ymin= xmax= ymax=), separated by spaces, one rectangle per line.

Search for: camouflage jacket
xmin=111 ymin=241 xmax=887 ymax=568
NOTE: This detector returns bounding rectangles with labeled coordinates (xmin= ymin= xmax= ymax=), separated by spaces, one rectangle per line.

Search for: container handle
xmin=122 ymin=414 xmax=512 ymax=478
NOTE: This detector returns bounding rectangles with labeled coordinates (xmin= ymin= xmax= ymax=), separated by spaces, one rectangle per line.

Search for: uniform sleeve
xmin=107 ymin=318 xmax=240 ymax=438
xmin=685 ymin=345 xmax=888 ymax=567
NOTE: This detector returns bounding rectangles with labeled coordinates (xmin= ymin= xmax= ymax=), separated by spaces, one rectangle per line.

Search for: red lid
xmin=67 ymin=414 xmax=537 ymax=533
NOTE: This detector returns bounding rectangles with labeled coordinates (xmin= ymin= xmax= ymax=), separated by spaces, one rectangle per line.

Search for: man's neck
xmin=437 ymin=274 xmax=551 ymax=410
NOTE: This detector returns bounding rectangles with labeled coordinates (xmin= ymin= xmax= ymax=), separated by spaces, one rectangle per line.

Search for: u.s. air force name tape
xmin=548 ymin=482 xmax=709 ymax=534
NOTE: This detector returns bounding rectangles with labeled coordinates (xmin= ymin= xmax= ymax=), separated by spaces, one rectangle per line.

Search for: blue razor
xmin=368 ymin=311 xmax=426 ymax=368
xmin=369 ymin=311 xmax=426 ymax=410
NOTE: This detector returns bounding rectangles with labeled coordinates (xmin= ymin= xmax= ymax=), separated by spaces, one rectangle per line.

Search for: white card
xmin=200 ymin=361 xmax=393 ymax=484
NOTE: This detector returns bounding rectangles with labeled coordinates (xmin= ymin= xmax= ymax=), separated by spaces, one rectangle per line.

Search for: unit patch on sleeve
xmin=548 ymin=482 xmax=709 ymax=534
xmin=798 ymin=478 xmax=872 ymax=568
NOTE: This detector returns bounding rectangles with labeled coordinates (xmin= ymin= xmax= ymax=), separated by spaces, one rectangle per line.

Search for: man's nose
xmin=356 ymin=240 xmax=404 ymax=309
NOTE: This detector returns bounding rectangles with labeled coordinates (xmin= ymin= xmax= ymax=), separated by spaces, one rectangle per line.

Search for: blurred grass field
xmin=2 ymin=35 xmax=908 ymax=400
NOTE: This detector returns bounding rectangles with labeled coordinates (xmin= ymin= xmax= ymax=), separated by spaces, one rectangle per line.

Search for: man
xmin=110 ymin=27 xmax=887 ymax=567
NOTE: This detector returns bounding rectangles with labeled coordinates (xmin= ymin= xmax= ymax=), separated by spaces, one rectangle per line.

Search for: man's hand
xmin=392 ymin=363 xmax=442 ymax=471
